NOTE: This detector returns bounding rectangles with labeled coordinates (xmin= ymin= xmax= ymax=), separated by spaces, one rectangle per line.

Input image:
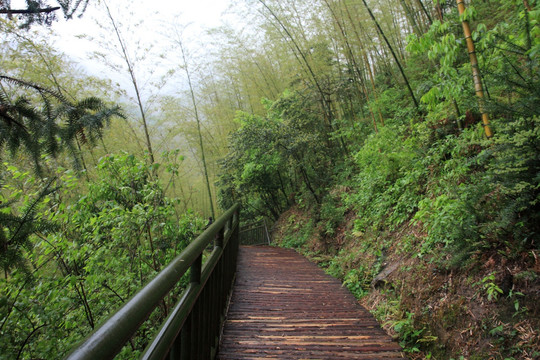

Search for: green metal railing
xmin=66 ymin=203 xmax=240 ymax=360
xmin=239 ymin=219 xmax=271 ymax=246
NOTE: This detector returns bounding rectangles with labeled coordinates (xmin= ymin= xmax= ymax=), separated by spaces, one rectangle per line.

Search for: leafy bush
xmin=343 ymin=125 xmax=421 ymax=233
xmin=281 ymin=217 xmax=314 ymax=249
xmin=414 ymin=193 xmax=478 ymax=255
xmin=483 ymin=116 xmax=540 ymax=253
xmin=319 ymin=194 xmax=346 ymax=236
xmin=0 ymin=154 xmax=203 ymax=359
xmin=343 ymin=267 xmax=371 ymax=298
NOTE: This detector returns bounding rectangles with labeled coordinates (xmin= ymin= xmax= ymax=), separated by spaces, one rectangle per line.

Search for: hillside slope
xmin=271 ymin=198 xmax=539 ymax=359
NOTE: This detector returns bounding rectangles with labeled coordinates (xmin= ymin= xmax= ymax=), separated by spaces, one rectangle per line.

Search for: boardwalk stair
xmin=218 ymin=246 xmax=404 ymax=359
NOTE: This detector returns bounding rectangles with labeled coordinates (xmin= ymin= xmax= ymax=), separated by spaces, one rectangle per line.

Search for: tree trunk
xmin=435 ymin=0 xmax=444 ymax=21
xmin=277 ymin=170 xmax=291 ymax=207
xmin=323 ymin=0 xmax=379 ymax=132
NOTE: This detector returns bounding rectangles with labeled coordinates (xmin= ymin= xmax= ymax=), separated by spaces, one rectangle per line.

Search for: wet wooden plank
xmin=217 ymin=246 xmax=405 ymax=359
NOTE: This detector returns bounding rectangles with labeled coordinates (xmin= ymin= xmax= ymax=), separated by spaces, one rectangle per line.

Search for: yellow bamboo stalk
xmin=456 ymin=0 xmax=493 ymax=138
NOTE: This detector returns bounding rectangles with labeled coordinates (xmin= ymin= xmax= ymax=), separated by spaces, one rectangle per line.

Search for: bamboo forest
xmin=0 ymin=0 xmax=539 ymax=359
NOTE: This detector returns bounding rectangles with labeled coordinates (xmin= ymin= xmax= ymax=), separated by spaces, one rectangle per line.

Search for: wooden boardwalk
xmin=217 ymin=246 xmax=404 ymax=359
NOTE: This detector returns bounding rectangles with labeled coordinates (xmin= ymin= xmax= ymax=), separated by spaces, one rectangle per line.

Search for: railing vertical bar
xmin=211 ymin=269 xmax=218 ymax=352
xmin=220 ymin=249 xmax=226 ymax=318
xmin=225 ymin=239 xmax=230 ymax=281
xmin=215 ymin=228 xmax=223 ymax=248
xmin=264 ymin=219 xmax=270 ymax=245
xmin=179 ymin=312 xmax=191 ymax=360
xmin=190 ymin=255 xmax=201 ymax=285
xmin=219 ymin=245 xmax=226 ymax=325
xmin=199 ymin=294 xmax=204 ymax=357
xmin=217 ymin=251 xmax=223 ymax=324
xmin=239 ymin=217 xmax=270 ymax=246
xmin=168 ymin=327 xmax=179 ymax=360
xmin=208 ymin=270 xmax=215 ymax=356
xmin=213 ymin=268 xmax=219 ymax=352
xmin=228 ymin=237 xmax=234 ymax=286
xmin=198 ymin=289 xmax=204 ymax=358
xmin=190 ymin=300 xmax=199 ymax=359
xmin=214 ymin=227 xmax=224 ymax=355
xmin=202 ymin=285 xmax=207 ymax=358
xmin=202 ymin=286 xmax=209 ymax=358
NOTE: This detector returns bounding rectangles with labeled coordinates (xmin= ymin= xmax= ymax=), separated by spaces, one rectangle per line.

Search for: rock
xmin=372 ymin=261 xmax=401 ymax=289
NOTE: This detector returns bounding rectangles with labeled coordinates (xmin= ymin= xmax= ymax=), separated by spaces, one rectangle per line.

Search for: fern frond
xmin=0 ymin=178 xmax=59 ymax=273
xmin=0 ymin=75 xmax=69 ymax=104
xmin=1 ymin=76 xmax=122 ymax=174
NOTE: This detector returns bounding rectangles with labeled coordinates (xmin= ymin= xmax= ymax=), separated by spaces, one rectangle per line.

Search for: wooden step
xmin=217 ymin=246 xmax=405 ymax=359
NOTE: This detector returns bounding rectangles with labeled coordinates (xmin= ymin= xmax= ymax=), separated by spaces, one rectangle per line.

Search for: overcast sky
xmin=11 ymin=0 xmax=237 ymax=94
xmin=53 ymin=1 xmax=232 ymax=63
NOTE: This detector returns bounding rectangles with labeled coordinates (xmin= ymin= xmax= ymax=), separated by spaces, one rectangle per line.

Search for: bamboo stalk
xmin=456 ymin=0 xmax=493 ymax=138
xmin=400 ymin=0 xmax=422 ymax=35
xmin=360 ymin=0 xmax=420 ymax=109
xmin=341 ymin=0 xmax=385 ymax=126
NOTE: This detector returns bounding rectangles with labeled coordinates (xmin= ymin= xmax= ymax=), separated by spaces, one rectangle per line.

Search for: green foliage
xmin=2 ymin=0 xmax=537 ymax=358
xmin=390 ymin=312 xmax=425 ymax=352
xmin=0 ymin=154 xmax=203 ymax=359
xmin=342 ymin=268 xmax=370 ymax=298
xmin=335 ymin=112 xmax=538 ymax=269
xmin=319 ymin=193 xmax=346 ymax=236
xmin=408 ymin=19 xmax=465 ymax=106
xmin=0 ymin=75 xmax=123 ymax=173
xmin=374 ymin=298 xmax=436 ymax=354
xmin=370 ymin=86 xmax=415 ymax=124
xmin=281 ymin=215 xmax=314 ymax=249
xmin=483 ymin=116 xmax=540 ymax=251
xmin=223 ymin=1 xmax=540 ymax=358
xmin=408 ymin=0 xmax=540 ymax=123
xmin=342 ymin=125 xmax=422 ymax=234
xmin=479 ymin=273 xmax=504 ymax=301
xmin=0 ymin=164 xmax=58 ymax=273
xmin=218 ymin=111 xmax=286 ymax=220
xmin=219 ymin=90 xmax=337 ymax=220
xmin=414 ymin=193 xmax=477 ymax=255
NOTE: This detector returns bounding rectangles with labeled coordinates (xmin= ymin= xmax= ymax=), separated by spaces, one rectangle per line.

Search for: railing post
xmin=190 ymin=255 xmax=202 ymax=284
xmin=215 ymin=228 xmax=224 ymax=249
xmin=264 ymin=219 xmax=271 ymax=245
xmin=178 ymin=313 xmax=191 ymax=360
xmin=190 ymin=301 xmax=199 ymax=359
xmin=190 ymin=255 xmax=201 ymax=359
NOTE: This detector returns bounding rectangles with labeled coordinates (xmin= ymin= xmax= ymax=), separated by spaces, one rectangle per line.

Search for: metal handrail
xmin=66 ymin=203 xmax=240 ymax=360
xmin=239 ymin=219 xmax=271 ymax=246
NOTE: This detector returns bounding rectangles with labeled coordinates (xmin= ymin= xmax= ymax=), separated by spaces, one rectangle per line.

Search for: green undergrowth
xmin=0 ymin=154 xmax=205 ymax=359
xmin=272 ymin=116 xmax=540 ymax=359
